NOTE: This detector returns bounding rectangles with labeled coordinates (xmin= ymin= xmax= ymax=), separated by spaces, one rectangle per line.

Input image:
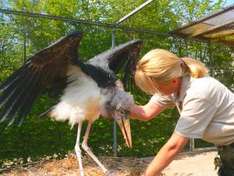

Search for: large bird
xmin=0 ymin=32 xmax=142 ymax=176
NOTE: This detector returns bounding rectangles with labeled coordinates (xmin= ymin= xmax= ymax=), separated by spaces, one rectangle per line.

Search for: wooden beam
xmin=172 ymin=5 xmax=234 ymax=33
xmin=192 ymin=20 xmax=234 ymax=37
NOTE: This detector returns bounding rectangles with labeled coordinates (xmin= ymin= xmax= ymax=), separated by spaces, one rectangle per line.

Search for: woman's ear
xmin=172 ymin=78 xmax=178 ymax=84
xmin=171 ymin=77 xmax=181 ymax=89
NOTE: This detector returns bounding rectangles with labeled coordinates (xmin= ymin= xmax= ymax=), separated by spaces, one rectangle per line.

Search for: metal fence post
xmin=111 ymin=31 xmax=118 ymax=157
xmin=189 ymin=138 xmax=195 ymax=151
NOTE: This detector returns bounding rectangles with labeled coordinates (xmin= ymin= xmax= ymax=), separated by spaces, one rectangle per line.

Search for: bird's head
xmin=105 ymin=86 xmax=134 ymax=148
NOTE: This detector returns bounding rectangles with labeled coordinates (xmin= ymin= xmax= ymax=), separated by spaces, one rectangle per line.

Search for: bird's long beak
xmin=116 ymin=118 xmax=132 ymax=148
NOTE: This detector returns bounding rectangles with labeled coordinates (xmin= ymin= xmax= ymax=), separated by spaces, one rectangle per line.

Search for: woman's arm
xmin=129 ymin=101 xmax=165 ymax=121
xmin=144 ymin=132 xmax=189 ymax=176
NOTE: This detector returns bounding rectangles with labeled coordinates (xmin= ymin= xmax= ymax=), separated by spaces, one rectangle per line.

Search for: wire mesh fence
xmin=0 ymin=9 xmax=233 ymax=165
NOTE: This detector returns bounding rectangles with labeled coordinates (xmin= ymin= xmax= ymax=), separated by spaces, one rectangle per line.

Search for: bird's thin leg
xmin=75 ymin=122 xmax=84 ymax=176
xmin=82 ymin=121 xmax=108 ymax=173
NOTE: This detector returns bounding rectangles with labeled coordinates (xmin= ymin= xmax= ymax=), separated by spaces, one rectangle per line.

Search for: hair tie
xmin=180 ymin=58 xmax=186 ymax=67
xmin=179 ymin=58 xmax=190 ymax=75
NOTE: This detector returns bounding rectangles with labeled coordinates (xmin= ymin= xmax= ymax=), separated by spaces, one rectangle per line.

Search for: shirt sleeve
xmin=149 ymin=94 xmax=175 ymax=108
xmin=175 ymin=96 xmax=217 ymax=139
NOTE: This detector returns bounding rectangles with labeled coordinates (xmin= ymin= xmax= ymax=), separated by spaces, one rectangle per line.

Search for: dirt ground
xmin=1 ymin=149 xmax=218 ymax=176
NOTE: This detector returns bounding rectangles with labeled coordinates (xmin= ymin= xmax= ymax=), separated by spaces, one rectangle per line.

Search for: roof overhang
xmin=171 ymin=5 xmax=234 ymax=47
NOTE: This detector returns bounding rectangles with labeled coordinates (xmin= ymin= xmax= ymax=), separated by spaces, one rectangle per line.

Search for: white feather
xmin=50 ymin=65 xmax=134 ymax=127
xmin=50 ymin=66 xmax=102 ymax=126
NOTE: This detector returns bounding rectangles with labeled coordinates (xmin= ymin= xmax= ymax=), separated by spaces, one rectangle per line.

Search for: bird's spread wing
xmin=0 ymin=32 xmax=83 ymax=126
xmin=87 ymin=40 xmax=143 ymax=90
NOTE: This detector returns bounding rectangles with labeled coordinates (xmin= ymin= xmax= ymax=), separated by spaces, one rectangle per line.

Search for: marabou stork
xmin=0 ymin=32 xmax=142 ymax=176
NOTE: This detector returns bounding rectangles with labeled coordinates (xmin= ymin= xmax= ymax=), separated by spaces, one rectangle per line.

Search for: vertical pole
xmin=23 ymin=6 xmax=27 ymax=64
xmin=189 ymin=138 xmax=195 ymax=152
xmin=112 ymin=30 xmax=118 ymax=157
xmin=23 ymin=31 xmax=26 ymax=63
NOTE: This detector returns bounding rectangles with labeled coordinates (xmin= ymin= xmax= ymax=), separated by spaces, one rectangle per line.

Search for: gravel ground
xmin=1 ymin=149 xmax=218 ymax=176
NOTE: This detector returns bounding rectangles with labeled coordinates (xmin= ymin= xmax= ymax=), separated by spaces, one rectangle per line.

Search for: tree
xmin=0 ymin=0 xmax=231 ymax=163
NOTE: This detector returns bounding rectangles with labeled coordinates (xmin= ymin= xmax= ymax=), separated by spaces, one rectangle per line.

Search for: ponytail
xmin=181 ymin=57 xmax=209 ymax=78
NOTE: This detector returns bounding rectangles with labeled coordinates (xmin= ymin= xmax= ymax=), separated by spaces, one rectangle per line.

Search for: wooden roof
xmin=171 ymin=5 xmax=234 ymax=47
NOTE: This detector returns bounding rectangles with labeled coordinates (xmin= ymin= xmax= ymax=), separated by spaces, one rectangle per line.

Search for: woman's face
xmin=155 ymin=78 xmax=181 ymax=96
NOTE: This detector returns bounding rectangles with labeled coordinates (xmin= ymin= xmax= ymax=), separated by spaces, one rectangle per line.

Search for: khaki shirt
xmin=149 ymin=76 xmax=234 ymax=145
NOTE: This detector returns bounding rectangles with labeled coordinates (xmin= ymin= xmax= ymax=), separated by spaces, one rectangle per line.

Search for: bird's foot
xmin=104 ymin=169 xmax=118 ymax=176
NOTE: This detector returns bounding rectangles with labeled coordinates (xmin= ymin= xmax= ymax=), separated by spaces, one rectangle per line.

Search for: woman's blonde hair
xmin=134 ymin=49 xmax=209 ymax=95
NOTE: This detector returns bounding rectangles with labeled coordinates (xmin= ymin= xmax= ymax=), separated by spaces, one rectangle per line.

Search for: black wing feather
xmin=0 ymin=32 xmax=83 ymax=126
xmin=0 ymin=63 xmax=31 ymax=102
xmin=0 ymin=70 xmax=33 ymax=123
xmin=0 ymin=62 xmax=30 ymax=91
xmin=0 ymin=68 xmax=41 ymax=125
xmin=88 ymin=40 xmax=143 ymax=90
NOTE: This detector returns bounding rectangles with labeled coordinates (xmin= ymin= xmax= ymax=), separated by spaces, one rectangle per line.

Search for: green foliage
xmin=0 ymin=0 xmax=232 ymax=167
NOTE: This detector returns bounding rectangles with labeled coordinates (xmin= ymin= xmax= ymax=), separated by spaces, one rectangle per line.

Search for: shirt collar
xmin=173 ymin=76 xmax=192 ymax=103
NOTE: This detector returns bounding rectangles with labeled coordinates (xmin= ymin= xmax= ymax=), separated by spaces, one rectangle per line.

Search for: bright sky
xmin=223 ymin=0 xmax=234 ymax=7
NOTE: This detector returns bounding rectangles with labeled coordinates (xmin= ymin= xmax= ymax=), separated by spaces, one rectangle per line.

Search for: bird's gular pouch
xmin=108 ymin=89 xmax=134 ymax=148
xmin=114 ymin=110 xmax=132 ymax=148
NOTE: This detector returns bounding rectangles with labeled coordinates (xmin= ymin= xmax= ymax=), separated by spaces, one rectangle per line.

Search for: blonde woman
xmin=129 ymin=49 xmax=234 ymax=176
